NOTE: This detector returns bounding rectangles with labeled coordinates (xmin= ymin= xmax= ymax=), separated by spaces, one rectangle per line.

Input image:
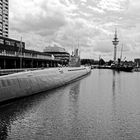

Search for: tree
xmin=108 ymin=60 xmax=113 ymax=65
xmin=99 ymin=58 xmax=105 ymax=65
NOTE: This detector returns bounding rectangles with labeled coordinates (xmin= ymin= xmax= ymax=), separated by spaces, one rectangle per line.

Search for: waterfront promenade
xmin=0 ymin=69 xmax=140 ymax=140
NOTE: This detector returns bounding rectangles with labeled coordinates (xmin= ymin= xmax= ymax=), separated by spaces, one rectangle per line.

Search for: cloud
xmin=88 ymin=6 xmax=105 ymax=14
xmin=98 ymin=0 xmax=129 ymax=11
xmin=10 ymin=0 xmax=70 ymax=35
xmin=9 ymin=0 xmax=140 ymax=60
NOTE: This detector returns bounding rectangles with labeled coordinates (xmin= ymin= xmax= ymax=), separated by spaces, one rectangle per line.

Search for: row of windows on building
xmin=53 ymin=54 xmax=70 ymax=57
xmin=0 ymin=38 xmax=24 ymax=48
xmin=0 ymin=23 xmax=8 ymax=28
xmin=0 ymin=12 xmax=8 ymax=17
xmin=0 ymin=4 xmax=8 ymax=10
xmin=0 ymin=50 xmax=52 ymax=60
xmin=0 ymin=28 xmax=8 ymax=33
xmin=0 ymin=16 xmax=8 ymax=21
xmin=0 ymin=29 xmax=8 ymax=32
xmin=0 ymin=20 xmax=8 ymax=25
xmin=0 ymin=32 xmax=8 ymax=36
xmin=0 ymin=26 xmax=8 ymax=30
xmin=0 ymin=0 xmax=8 ymax=37
xmin=0 ymin=11 xmax=8 ymax=15
xmin=0 ymin=20 xmax=8 ymax=24
xmin=0 ymin=4 xmax=8 ymax=8
xmin=0 ymin=0 xmax=8 ymax=4
xmin=0 ymin=22 xmax=8 ymax=34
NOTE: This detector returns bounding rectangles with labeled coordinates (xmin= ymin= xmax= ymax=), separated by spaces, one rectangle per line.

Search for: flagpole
xmin=20 ymin=37 xmax=22 ymax=69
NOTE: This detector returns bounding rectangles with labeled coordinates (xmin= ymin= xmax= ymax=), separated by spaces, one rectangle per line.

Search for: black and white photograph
xmin=0 ymin=0 xmax=140 ymax=139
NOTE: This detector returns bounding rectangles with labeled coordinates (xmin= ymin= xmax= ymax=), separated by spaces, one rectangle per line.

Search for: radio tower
xmin=112 ymin=29 xmax=119 ymax=62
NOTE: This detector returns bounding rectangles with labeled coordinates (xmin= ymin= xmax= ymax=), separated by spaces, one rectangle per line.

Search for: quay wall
xmin=0 ymin=67 xmax=91 ymax=103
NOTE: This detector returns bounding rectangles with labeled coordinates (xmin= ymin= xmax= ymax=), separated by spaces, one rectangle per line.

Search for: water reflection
xmin=0 ymin=90 xmax=56 ymax=140
xmin=1 ymin=70 xmax=140 ymax=139
xmin=111 ymin=70 xmax=137 ymax=139
xmin=112 ymin=70 xmax=116 ymax=96
xmin=112 ymin=70 xmax=122 ymax=105
xmin=68 ymin=81 xmax=81 ymax=137
xmin=69 ymin=81 xmax=80 ymax=102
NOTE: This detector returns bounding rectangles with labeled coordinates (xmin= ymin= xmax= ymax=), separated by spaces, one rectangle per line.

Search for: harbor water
xmin=0 ymin=69 xmax=140 ymax=140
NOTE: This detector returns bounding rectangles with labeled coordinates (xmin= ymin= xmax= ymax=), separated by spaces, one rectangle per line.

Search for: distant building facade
xmin=44 ymin=46 xmax=70 ymax=65
xmin=69 ymin=49 xmax=81 ymax=67
xmin=134 ymin=58 xmax=140 ymax=67
xmin=0 ymin=36 xmax=61 ymax=69
xmin=0 ymin=0 xmax=9 ymax=37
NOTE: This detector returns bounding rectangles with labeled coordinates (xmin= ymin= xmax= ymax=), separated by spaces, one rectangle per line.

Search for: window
xmin=16 ymin=42 xmax=20 ymax=48
xmin=0 ymin=38 xmax=4 ymax=44
xmin=5 ymin=40 xmax=10 ymax=45
xmin=10 ymin=41 xmax=15 ymax=46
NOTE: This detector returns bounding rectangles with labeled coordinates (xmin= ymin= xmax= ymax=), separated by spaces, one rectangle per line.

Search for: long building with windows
xmin=0 ymin=0 xmax=9 ymax=37
xmin=0 ymin=0 xmax=70 ymax=71
xmin=0 ymin=36 xmax=64 ymax=69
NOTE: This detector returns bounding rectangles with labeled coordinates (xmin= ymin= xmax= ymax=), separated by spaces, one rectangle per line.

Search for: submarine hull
xmin=0 ymin=67 xmax=91 ymax=103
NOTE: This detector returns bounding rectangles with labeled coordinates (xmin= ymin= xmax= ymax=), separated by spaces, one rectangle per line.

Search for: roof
xmin=0 ymin=44 xmax=51 ymax=57
xmin=44 ymin=46 xmax=67 ymax=53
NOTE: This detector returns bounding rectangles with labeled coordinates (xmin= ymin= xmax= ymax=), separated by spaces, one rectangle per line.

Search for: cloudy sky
xmin=9 ymin=0 xmax=140 ymax=60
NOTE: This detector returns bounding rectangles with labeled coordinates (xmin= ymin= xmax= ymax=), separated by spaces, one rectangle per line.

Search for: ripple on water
xmin=0 ymin=69 xmax=140 ymax=140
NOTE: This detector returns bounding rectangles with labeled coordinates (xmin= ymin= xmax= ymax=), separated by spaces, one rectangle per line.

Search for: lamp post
xmin=112 ymin=29 xmax=119 ymax=62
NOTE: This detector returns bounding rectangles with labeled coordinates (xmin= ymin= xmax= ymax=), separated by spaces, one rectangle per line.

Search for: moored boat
xmin=111 ymin=65 xmax=133 ymax=72
xmin=111 ymin=62 xmax=134 ymax=72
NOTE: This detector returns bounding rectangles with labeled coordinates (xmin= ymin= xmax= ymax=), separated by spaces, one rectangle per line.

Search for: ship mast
xmin=120 ymin=43 xmax=123 ymax=61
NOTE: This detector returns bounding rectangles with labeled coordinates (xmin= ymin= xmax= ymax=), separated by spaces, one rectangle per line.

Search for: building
xmin=44 ymin=46 xmax=70 ymax=65
xmin=134 ymin=58 xmax=140 ymax=67
xmin=0 ymin=36 xmax=61 ymax=69
xmin=0 ymin=0 xmax=9 ymax=37
xmin=0 ymin=0 xmax=66 ymax=70
xmin=69 ymin=49 xmax=81 ymax=67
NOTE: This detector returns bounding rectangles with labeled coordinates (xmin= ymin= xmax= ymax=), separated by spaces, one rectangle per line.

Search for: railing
xmin=0 ymin=68 xmax=43 ymax=76
xmin=0 ymin=50 xmax=54 ymax=60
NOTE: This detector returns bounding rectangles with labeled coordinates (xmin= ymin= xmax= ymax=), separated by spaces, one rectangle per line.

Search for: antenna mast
xmin=120 ymin=43 xmax=123 ymax=61
xmin=112 ymin=28 xmax=119 ymax=62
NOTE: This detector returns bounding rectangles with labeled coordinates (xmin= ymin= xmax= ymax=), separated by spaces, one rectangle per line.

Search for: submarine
xmin=0 ymin=49 xmax=91 ymax=103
